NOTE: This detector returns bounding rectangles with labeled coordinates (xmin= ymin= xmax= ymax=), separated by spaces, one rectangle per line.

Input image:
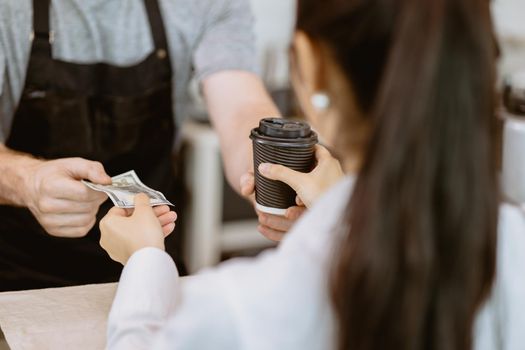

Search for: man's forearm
xmin=0 ymin=144 xmax=40 ymax=206
xmin=216 ymin=100 xmax=279 ymax=193
xmin=204 ymin=71 xmax=280 ymax=193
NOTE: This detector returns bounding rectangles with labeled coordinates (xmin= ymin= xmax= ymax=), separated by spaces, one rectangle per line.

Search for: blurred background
xmin=1 ymin=1 xmax=524 ymax=348
xmin=179 ymin=0 xmax=525 ymax=274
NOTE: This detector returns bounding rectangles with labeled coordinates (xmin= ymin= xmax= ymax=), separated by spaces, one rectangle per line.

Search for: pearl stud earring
xmin=311 ymin=92 xmax=331 ymax=111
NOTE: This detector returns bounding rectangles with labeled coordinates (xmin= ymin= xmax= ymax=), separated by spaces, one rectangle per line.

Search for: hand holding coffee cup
xmin=258 ymin=144 xmax=345 ymax=209
xmin=240 ymin=168 xmax=307 ymax=242
xmin=250 ymin=118 xmax=318 ymax=216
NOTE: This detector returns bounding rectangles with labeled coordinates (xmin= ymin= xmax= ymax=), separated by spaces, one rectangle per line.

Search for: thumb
xmin=133 ymin=193 xmax=151 ymax=215
xmin=132 ymin=193 xmax=155 ymax=218
xmin=65 ymin=158 xmax=112 ymax=185
xmin=240 ymin=172 xmax=255 ymax=197
xmin=107 ymin=206 xmax=129 ymax=218
xmin=258 ymin=163 xmax=304 ymax=193
xmin=315 ymin=144 xmax=333 ymax=162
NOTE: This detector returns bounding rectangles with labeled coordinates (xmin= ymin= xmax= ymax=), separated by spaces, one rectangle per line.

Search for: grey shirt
xmin=0 ymin=0 xmax=258 ymax=142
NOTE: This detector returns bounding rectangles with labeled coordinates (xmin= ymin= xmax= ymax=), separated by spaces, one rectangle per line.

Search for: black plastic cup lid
xmin=258 ymin=118 xmax=312 ymax=139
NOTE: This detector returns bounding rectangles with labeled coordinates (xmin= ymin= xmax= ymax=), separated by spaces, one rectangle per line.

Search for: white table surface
xmin=0 ymin=283 xmax=118 ymax=350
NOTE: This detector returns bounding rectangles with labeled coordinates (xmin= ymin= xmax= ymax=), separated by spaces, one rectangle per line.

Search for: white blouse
xmin=107 ymin=177 xmax=525 ymax=350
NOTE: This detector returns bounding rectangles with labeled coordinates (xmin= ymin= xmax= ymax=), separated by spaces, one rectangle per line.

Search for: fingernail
xmin=285 ymin=208 xmax=296 ymax=220
xmin=240 ymin=175 xmax=249 ymax=187
xmin=258 ymin=163 xmax=270 ymax=175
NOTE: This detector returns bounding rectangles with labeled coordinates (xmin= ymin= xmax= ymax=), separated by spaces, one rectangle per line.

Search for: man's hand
xmin=240 ymin=171 xmax=306 ymax=242
xmin=22 ymin=158 xmax=113 ymax=238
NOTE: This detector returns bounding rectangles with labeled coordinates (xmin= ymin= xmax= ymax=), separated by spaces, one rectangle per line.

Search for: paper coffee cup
xmin=250 ymin=118 xmax=318 ymax=216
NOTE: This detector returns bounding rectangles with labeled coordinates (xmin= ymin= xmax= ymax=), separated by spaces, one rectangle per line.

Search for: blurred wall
xmin=492 ymin=0 xmax=525 ymax=77
xmin=189 ymin=0 xmax=525 ymax=109
xmin=249 ymin=0 xmax=525 ymax=86
xmin=249 ymin=0 xmax=295 ymax=88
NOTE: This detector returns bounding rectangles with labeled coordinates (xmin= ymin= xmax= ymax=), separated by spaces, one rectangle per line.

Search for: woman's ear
xmin=291 ymin=31 xmax=367 ymax=163
xmin=292 ymin=31 xmax=325 ymax=94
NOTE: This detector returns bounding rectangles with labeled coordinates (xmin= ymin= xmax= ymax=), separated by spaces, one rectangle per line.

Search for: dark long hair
xmin=296 ymin=1 xmax=499 ymax=349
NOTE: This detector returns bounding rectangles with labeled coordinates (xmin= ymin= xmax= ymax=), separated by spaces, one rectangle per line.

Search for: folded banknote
xmin=82 ymin=170 xmax=174 ymax=209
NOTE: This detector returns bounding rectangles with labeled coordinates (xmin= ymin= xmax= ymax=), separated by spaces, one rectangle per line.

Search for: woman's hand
xmin=258 ymin=145 xmax=344 ymax=209
xmin=99 ymin=194 xmax=177 ymax=265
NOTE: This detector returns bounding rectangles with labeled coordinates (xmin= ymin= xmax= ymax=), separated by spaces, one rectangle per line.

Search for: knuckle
xmin=77 ymin=188 xmax=91 ymax=200
xmin=266 ymin=215 xmax=278 ymax=228
xmin=88 ymin=200 xmax=101 ymax=210
xmin=258 ymin=214 xmax=269 ymax=226
xmin=71 ymin=157 xmax=85 ymax=165
xmin=262 ymin=229 xmax=282 ymax=242
xmin=328 ymin=159 xmax=339 ymax=168
xmin=288 ymin=207 xmax=302 ymax=220
xmin=84 ymin=222 xmax=96 ymax=233
xmin=40 ymin=179 xmax=54 ymax=194
xmin=71 ymin=227 xmax=89 ymax=238
xmin=39 ymin=216 xmax=54 ymax=229
xmin=265 ymin=215 xmax=281 ymax=230
xmin=79 ymin=215 xmax=94 ymax=227
xmin=273 ymin=165 xmax=284 ymax=175
xmin=37 ymin=199 xmax=54 ymax=213
xmin=47 ymin=229 xmax=61 ymax=237
xmin=91 ymin=161 xmax=104 ymax=172
xmin=45 ymin=225 xmax=63 ymax=237
xmin=65 ymin=157 xmax=82 ymax=168
xmin=97 ymin=196 xmax=108 ymax=205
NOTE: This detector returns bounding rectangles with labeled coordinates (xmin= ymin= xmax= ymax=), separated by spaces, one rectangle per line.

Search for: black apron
xmin=0 ymin=0 xmax=184 ymax=291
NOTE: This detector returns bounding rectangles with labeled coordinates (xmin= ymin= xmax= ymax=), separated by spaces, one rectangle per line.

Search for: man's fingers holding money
xmin=43 ymin=215 xmax=98 ymax=238
xmin=63 ymin=158 xmax=112 ymax=185
xmin=22 ymin=157 xmax=111 ymax=238
xmin=37 ymin=198 xmax=103 ymax=214
xmin=45 ymin=178 xmax=107 ymax=202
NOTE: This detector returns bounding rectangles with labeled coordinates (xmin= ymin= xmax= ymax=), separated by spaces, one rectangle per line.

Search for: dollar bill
xmin=82 ymin=170 xmax=174 ymax=209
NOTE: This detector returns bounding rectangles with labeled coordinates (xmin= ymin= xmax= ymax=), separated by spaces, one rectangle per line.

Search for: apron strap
xmin=31 ymin=0 xmax=52 ymax=57
xmin=144 ymin=0 xmax=170 ymax=52
xmin=31 ymin=0 xmax=169 ymax=59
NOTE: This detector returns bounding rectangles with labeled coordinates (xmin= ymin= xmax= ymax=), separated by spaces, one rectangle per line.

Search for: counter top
xmin=0 ymin=283 xmax=117 ymax=350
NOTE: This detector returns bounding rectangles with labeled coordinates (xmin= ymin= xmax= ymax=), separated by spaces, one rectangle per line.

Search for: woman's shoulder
xmin=280 ymin=176 xmax=356 ymax=256
xmin=496 ymin=203 xmax=525 ymax=293
xmin=499 ymin=203 xmax=525 ymax=234
xmin=497 ymin=203 xmax=525 ymax=277
xmin=310 ymin=175 xmax=356 ymax=214
xmin=474 ymin=204 xmax=525 ymax=349
xmin=293 ymin=176 xmax=354 ymax=228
